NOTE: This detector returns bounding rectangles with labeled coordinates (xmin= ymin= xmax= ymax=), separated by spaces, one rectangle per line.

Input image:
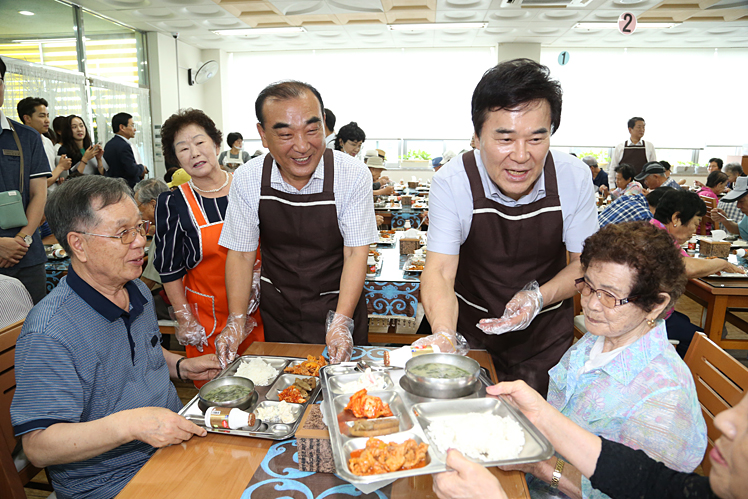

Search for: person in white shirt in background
xmin=16 ymin=97 xmax=72 ymax=192
xmin=0 ymin=274 xmax=33 ymax=329
xmin=609 ymin=117 xmax=657 ymax=177
xmin=324 ymin=108 xmax=336 ymax=149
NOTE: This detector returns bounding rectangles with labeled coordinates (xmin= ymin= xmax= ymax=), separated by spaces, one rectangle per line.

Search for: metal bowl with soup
xmin=404 ymin=353 xmax=479 ymax=398
xmin=198 ymin=376 xmax=256 ymax=412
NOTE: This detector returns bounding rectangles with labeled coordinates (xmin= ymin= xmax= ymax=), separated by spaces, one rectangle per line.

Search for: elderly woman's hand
xmin=477 ymin=281 xmax=543 ymax=335
xmin=433 ymin=450 xmax=507 ymax=499
xmin=487 ymin=380 xmax=550 ymax=427
xmin=720 ymin=261 xmax=746 ymax=275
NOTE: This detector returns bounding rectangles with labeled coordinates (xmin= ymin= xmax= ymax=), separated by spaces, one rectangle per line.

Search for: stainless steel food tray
xmin=320 ymin=363 xmax=554 ymax=485
xmin=179 ymin=355 xmax=322 ymax=440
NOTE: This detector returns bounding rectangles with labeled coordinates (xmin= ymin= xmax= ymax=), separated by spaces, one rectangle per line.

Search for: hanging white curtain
xmin=1 ymin=57 xmax=88 ymax=126
xmin=89 ymin=76 xmax=154 ymax=170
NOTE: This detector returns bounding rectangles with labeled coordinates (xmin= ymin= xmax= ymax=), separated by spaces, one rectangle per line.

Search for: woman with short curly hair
xmin=515 ymin=221 xmax=707 ymax=499
xmin=154 ymin=109 xmax=263 ymax=383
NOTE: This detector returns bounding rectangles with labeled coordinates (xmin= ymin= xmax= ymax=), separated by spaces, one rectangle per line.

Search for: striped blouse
xmin=153 ymin=186 xmax=228 ymax=283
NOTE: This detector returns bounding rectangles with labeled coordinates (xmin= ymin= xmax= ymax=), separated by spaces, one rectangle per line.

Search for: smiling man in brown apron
xmin=417 ymin=59 xmax=598 ymax=396
xmin=609 ymin=117 xmax=657 ymax=176
xmin=219 ymin=81 xmax=377 ymax=363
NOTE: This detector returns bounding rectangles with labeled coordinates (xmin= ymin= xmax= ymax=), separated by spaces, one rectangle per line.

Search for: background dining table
xmin=116 ymin=342 xmax=530 ymax=499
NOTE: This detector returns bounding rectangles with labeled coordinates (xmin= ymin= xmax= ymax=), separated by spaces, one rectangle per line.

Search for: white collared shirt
xmin=220 ymin=149 xmax=377 ymax=252
xmin=0 ymin=109 xmax=10 ymax=132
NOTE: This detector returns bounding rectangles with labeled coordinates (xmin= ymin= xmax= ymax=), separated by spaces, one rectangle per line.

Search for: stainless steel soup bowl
xmin=404 ymin=353 xmax=479 ymax=398
xmin=198 ymin=376 xmax=255 ymax=410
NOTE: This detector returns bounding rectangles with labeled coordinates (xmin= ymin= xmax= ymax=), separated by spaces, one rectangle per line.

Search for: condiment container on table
xmin=205 ymin=407 xmax=257 ymax=429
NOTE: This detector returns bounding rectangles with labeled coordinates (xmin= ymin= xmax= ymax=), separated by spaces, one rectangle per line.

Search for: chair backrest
xmin=684 ymin=330 xmax=748 ymax=475
xmin=0 ymin=320 xmax=28 ymax=498
xmin=699 ymin=195 xmax=717 ymax=235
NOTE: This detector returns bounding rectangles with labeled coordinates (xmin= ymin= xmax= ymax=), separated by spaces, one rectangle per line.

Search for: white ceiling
xmin=70 ymin=0 xmax=748 ymax=51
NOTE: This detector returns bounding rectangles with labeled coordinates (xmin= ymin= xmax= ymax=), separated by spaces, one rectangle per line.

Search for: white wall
xmin=224 ymin=48 xmax=496 ymax=143
xmin=539 ymin=47 xmax=748 ymax=149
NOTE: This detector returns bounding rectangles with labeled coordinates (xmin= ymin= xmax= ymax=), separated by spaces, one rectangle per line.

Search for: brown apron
xmin=621 ymin=140 xmax=648 ymax=175
xmin=257 ymin=149 xmax=368 ymax=346
xmin=454 ymin=151 xmax=573 ymax=396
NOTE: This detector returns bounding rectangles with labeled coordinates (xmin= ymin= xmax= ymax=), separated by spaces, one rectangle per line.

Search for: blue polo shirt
xmin=11 ymin=265 xmax=182 ymax=499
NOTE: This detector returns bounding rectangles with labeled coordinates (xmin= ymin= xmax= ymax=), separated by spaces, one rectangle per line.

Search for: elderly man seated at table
xmin=500 ymin=222 xmax=706 ymax=499
xmin=712 ymin=176 xmax=748 ymax=238
xmin=10 ymin=176 xmax=221 ymax=499
xmin=598 ymin=186 xmax=672 ymax=228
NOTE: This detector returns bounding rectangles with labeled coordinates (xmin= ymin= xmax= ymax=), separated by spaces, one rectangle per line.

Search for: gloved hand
xmin=215 ymin=313 xmax=256 ymax=369
xmin=169 ymin=303 xmax=208 ymax=352
xmin=326 ymin=311 xmax=354 ymax=364
xmin=247 ymin=259 xmax=261 ymax=316
xmin=411 ymin=326 xmax=469 ymax=355
xmin=477 ymin=281 xmax=544 ymax=335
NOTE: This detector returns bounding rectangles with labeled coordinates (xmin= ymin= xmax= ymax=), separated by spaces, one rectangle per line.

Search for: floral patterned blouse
xmin=530 ymin=321 xmax=707 ymax=499
xmin=610 ymin=180 xmax=643 ymax=200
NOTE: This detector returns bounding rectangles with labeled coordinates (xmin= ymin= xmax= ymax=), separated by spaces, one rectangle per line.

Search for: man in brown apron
xmin=417 ymin=59 xmax=598 ymax=396
xmin=610 ymin=117 xmax=656 ymax=176
xmin=219 ymin=81 xmax=377 ymax=363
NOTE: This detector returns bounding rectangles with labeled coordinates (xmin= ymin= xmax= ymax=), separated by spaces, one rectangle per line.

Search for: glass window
xmin=81 ymin=10 xmax=145 ymax=86
xmin=0 ymin=0 xmax=77 ymax=72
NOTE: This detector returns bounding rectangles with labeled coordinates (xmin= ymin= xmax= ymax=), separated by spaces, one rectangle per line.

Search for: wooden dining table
xmin=116 ymin=342 xmax=530 ymax=499
xmin=685 ymin=277 xmax=748 ymax=350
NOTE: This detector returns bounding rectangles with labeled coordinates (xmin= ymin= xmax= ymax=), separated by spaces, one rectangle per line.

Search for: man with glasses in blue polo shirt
xmin=10 ymin=176 xmax=221 ymax=499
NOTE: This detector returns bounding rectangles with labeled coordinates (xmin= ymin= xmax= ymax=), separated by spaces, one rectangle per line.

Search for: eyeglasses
xmin=76 ymin=220 xmax=150 ymax=245
xmin=574 ymin=277 xmax=638 ymax=308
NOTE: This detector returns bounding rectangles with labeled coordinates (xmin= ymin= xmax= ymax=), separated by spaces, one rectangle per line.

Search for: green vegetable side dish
xmin=203 ymin=385 xmax=252 ymax=403
xmin=409 ymin=363 xmax=471 ymax=379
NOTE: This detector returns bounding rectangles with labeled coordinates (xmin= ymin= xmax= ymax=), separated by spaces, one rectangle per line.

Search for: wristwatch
xmin=16 ymin=233 xmax=33 ymax=245
xmin=550 ymin=458 xmax=565 ymax=489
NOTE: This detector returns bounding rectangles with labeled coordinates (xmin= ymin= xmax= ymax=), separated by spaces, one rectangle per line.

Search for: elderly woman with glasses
xmin=483 ymin=221 xmax=706 ymax=499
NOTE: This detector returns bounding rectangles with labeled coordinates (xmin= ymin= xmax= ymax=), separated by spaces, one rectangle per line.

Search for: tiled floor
xmin=25 ymin=295 xmax=747 ymax=496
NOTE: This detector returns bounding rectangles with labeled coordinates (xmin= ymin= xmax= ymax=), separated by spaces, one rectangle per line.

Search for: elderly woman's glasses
xmin=574 ymin=277 xmax=638 ymax=308
xmin=77 ymin=220 xmax=150 ymax=245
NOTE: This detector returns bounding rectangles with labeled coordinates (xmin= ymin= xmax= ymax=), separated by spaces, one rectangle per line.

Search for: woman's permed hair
xmin=161 ymin=109 xmax=222 ymax=167
xmin=335 ymin=122 xmax=366 ymax=150
xmin=614 ymin=163 xmax=636 ymax=182
xmin=580 ymin=221 xmax=686 ymax=318
xmin=653 ymin=190 xmax=707 ymax=227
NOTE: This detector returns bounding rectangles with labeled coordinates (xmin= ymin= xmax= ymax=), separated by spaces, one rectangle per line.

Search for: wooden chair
xmin=698 ymin=195 xmax=717 ymax=235
xmin=684 ymin=330 xmax=748 ymax=474
xmin=0 ymin=319 xmax=54 ymax=498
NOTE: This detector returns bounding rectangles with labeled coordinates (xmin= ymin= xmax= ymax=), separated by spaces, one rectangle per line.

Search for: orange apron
xmin=179 ymin=183 xmax=264 ymax=387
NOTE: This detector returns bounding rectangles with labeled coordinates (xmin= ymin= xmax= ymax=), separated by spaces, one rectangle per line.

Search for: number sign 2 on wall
xmin=618 ymin=12 xmax=637 ymax=35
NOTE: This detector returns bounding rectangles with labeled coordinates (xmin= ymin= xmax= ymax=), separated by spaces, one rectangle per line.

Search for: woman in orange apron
xmin=154 ymin=110 xmax=263 ymax=387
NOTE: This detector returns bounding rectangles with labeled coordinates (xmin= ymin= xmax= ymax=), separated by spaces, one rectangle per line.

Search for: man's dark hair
xmin=255 ymin=80 xmax=324 ymax=127
xmin=659 ymin=160 xmax=671 ymax=171
xmin=324 ymin=108 xmax=336 ymax=132
xmin=335 ymin=122 xmax=366 ymax=151
xmin=646 ymin=186 xmax=674 ymax=209
xmin=706 ymin=170 xmax=728 ymax=189
xmin=471 ymin=58 xmax=562 ymax=138
xmin=654 ymin=190 xmax=707 ymax=227
xmin=52 ymin=115 xmax=67 ymax=142
xmin=112 ymin=112 xmax=132 ymax=134
xmin=614 ymin=163 xmax=636 ymax=182
xmin=46 ymin=176 xmax=135 ymax=254
xmin=161 ymin=109 xmax=222 ymax=167
xmin=0 ymin=57 xmax=5 ymax=80
xmin=164 ymin=166 xmax=179 ymax=184
xmin=227 ymin=132 xmax=243 ymax=147
xmin=17 ymin=97 xmax=48 ymax=124
xmin=709 ymin=157 xmax=724 ymax=170
xmin=628 ymin=117 xmax=645 ymax=130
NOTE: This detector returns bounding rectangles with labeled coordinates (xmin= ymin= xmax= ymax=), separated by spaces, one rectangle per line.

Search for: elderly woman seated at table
xmin=649 ymin=189 xmax=744 ymax=357
xmin=506 ymin=221 xmax=707 ymax=499
xmin=696 ymin=170 xmax=729 ymax=234
xmin=609 ymin=163 xmax=642 ymax=200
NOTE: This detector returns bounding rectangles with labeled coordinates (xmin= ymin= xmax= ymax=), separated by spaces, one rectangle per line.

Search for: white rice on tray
xmin=235 ymin=358 xmax=278 ymax=386
xmin=426 ymin=413 xmax=525 ymax=462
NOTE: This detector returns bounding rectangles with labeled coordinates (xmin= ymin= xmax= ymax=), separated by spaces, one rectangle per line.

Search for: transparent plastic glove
xmin=477 ymin=281 xmax=544 ymax=335
xmin=169 ymin=303 xmax=208 ymax=352
xmin=215 ymin=313 xmax=255 ymax=369
xmin=411 ymin=327 xmax=469 ymax=355
xmin=326 ymin=311 xmax=354 ymax=364
xmin=247 ymin=259 xmax=261 ymax=316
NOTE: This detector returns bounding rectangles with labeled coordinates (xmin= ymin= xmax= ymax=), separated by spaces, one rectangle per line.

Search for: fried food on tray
xmin=345 ymin=389 xmax=394 ymax=419
xmin=278 ymin=385 xmax=307 ymax=404
xmin=284 ymin=355 xmax=327 ymax=376
xmin=349 ymin=437 xmax=428 ymax=476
